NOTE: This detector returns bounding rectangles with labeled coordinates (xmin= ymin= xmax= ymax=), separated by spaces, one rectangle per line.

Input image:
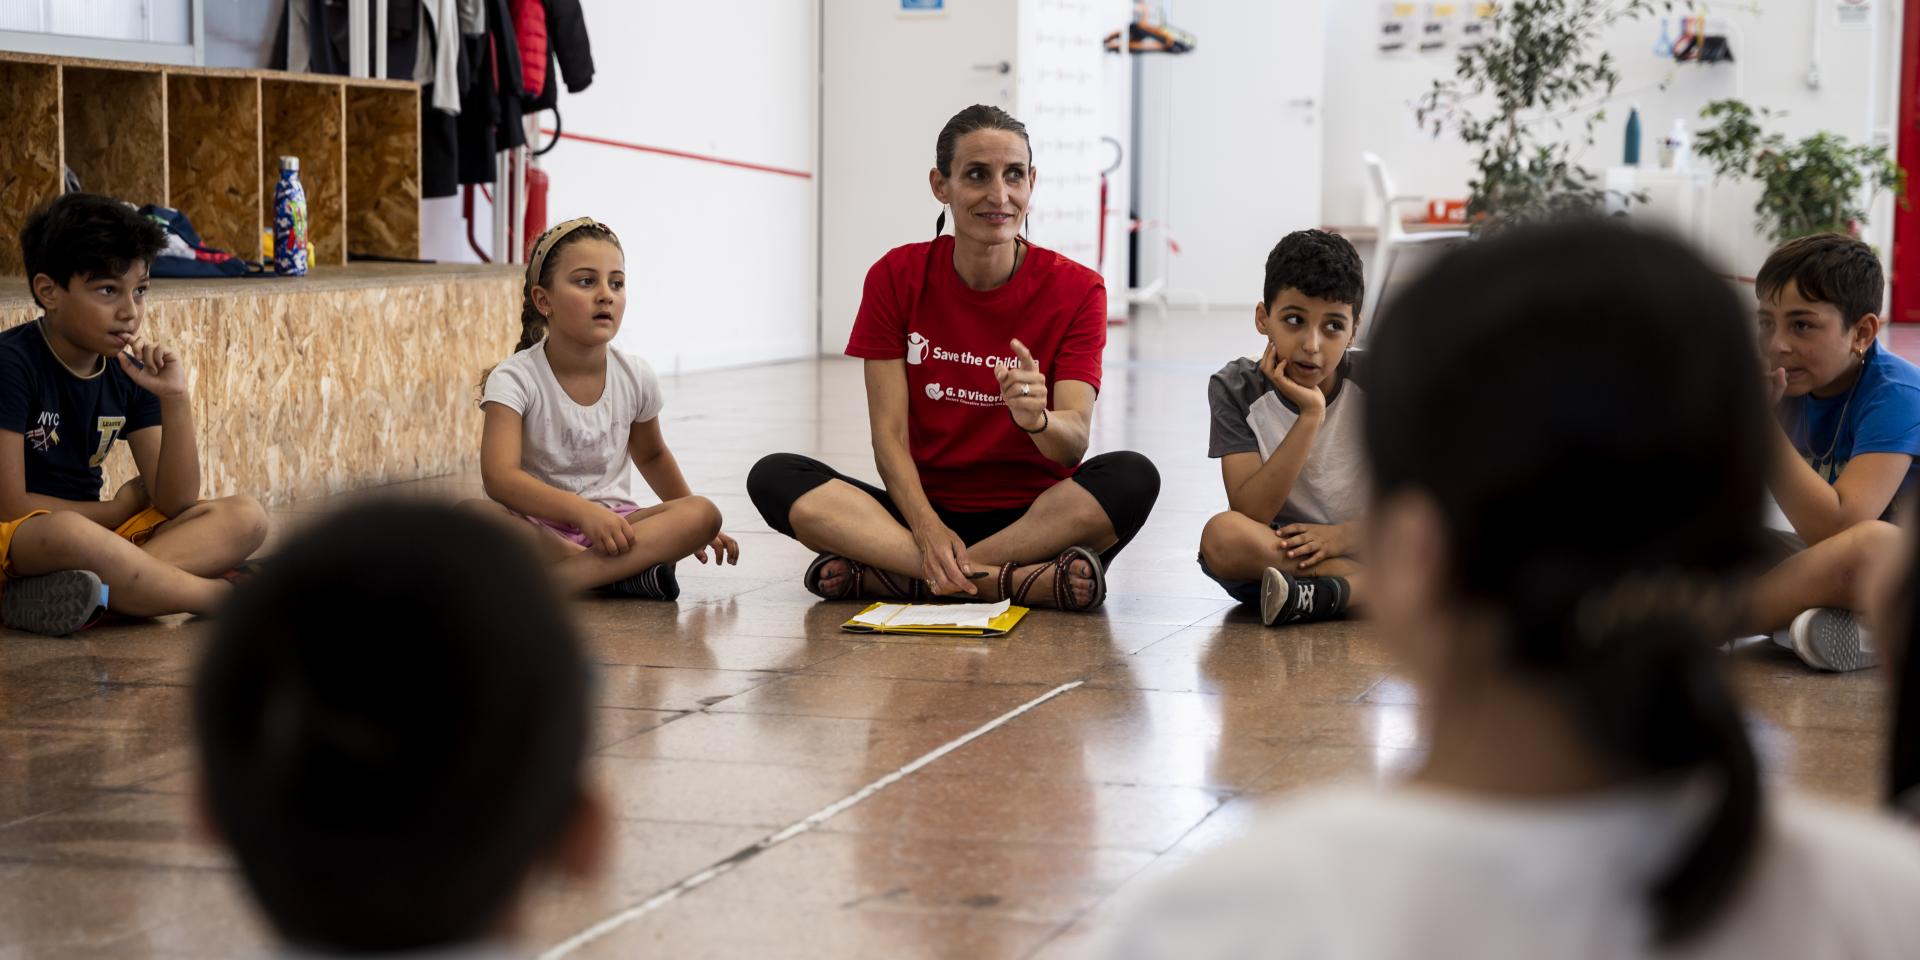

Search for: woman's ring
xmin=1021 ymin=383 xmax=1031 ymax=397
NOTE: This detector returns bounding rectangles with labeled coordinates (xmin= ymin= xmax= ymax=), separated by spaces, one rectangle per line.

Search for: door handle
xmin=973 ymin=61 xmax=1012 ymax=75
xmin=1287 ymin=97 xmax=1317 ymax=108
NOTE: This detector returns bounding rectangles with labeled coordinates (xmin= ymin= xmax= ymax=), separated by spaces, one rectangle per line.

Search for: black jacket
xmin=529 ymin=0 xmax=594 ymax=111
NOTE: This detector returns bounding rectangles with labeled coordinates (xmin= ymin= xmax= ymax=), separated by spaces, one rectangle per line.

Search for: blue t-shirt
xmin=0 ymin=320 xmax=162 ymax=503
xmin=1782 ymin=341 xmax=1920 ymax=498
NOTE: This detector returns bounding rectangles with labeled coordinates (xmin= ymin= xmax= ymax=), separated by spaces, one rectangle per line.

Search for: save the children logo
xmin=902 ymin=333 xmax=1020 ymax=371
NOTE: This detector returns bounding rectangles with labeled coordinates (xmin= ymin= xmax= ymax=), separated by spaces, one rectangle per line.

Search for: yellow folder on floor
xmin=840 ymin=599 xmax=1030 ymax=637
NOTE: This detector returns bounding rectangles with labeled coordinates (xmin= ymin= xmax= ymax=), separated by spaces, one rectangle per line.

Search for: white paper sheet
xmin=849 ymin=600 xmax=1012 ymax=629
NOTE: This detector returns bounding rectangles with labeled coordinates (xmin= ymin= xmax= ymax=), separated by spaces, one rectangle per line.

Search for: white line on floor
xmin=538 ymin=678 xmax=1087 ymax=959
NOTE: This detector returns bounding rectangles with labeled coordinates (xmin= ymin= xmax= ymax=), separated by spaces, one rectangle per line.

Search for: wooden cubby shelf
xmin=0 ymin=51 xmax=419 ymax=275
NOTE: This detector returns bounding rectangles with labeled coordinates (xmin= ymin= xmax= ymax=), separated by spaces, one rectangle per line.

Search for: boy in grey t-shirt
xmin=1198 ymin=230 xmax=1369 ymax=625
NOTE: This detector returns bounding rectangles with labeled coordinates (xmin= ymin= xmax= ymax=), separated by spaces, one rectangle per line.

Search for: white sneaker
xmin=1787 ymin=608 xmax=1876 ymax=672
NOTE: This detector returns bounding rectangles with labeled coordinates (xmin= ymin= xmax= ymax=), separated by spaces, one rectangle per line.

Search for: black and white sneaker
xmin=1786 ymin=607 xmax=1875 ymax=672
xmin=1260 ymin=567 xmax=1349 ymax=627
xmin=607 ymin=563 xmax=681 ymax=601
xmin=1 ymin=570 xmax=108 ymax=636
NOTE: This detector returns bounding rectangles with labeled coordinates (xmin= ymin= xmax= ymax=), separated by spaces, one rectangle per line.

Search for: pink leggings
xmin=521 ymin=501 xmax=642 ymax=549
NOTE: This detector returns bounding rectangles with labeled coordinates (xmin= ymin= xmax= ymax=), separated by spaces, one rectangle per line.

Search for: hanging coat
xmin=530 ymin=0 xmax=593 ymax=111
xmin=422 ymin=0 xmax=524 ymax=197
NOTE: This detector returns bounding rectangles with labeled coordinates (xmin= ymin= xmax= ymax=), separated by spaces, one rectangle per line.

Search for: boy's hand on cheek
xmin=117 ymin=342 xmax=190 ymax=399
xmin=1260 ymin=342 xmax=1326 ymax=419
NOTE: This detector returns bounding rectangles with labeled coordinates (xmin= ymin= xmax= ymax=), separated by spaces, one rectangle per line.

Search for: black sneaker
xmin=1260 ymin=567 xmax=1349 ymax=627
xmin=607 ymin=563 xmax=681 ymax=601
xmin=2 ymin=570 xmax=108 ymax=636
xmin=1787 ymin=608 xmax=1875 ymax=672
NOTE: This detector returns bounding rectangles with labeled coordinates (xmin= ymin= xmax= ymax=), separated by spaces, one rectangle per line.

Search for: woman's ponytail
xmin=1563 ymin=578 xmax=1761 ymax=947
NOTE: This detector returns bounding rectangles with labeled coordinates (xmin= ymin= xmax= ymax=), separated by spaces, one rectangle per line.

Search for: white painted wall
xmin=525 ymin=0 xmax=819 ymax=374
xmin=819 ymin=0 xmax=1019 ymax=355
xmin=1017 ymin=0 xmax=1113 ymax=273
xmin=1097 ymin=31 xmax=1133 ymax=318
xmin=416 ymin=0 xmax=820 ymax=374
xmin=1143 ymin=0 xmax=1328 ymax=307
xmin=0 ymin=0 xmax=191 ymax=42
xmin=1321 ymin=2 xmax=1904 ymax=276
xmin=818 ymin=0 xmax=1132 ymax=347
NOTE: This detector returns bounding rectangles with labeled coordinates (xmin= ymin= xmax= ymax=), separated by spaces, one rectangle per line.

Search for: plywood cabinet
xmin=0 ymin=52 xmax=419 ymax=275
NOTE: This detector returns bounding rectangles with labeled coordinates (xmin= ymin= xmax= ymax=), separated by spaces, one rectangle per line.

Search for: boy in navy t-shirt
xmin=0 ymin=194 xmax=266 ymax=634
xmin=1744 ymin=233 xmax=1920 ymax=671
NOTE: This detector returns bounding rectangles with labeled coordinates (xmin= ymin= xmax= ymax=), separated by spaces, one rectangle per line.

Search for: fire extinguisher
xmin=523 ymin=162 xmax=550 ymax=261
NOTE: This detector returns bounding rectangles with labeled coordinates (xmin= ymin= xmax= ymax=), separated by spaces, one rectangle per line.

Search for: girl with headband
xmin=463 ymin=218 xmax=739 ymax=599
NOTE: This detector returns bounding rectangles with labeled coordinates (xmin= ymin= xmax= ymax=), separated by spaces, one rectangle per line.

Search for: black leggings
xmin=746 ymin=451 xmax=1160 ymax=567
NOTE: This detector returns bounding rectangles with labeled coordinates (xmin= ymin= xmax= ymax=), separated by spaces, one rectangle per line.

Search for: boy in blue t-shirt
xmin=1745 ymin=233 xmax=1919 ymax=671
xmin=0 ymin=194 xmax=267 ymax=634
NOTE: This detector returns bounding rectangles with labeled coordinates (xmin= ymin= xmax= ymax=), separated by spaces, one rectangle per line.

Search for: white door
xmin=819 ymin=0 xmax=1019 ymax=353
xmin=1146 ymin=0 xmax=1326 ymax=306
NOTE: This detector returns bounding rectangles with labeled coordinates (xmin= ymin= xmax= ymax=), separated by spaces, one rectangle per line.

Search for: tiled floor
xmin=0 ymin=308 xmax=1899 ymax=958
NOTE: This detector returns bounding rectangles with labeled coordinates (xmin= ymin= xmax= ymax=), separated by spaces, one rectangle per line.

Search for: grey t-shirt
xmin=1206 ymin=354 xmax=1369 ymax=526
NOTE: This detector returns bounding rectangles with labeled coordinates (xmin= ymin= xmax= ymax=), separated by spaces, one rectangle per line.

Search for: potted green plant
xmin=1417 ymin=1 xmax=1677 ymax=230
xmin=1693 ymin=98 xmax=1907 ymax=242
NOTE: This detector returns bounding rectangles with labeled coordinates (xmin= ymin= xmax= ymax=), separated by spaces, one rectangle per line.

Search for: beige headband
xmin=525 ymin=217 xmax=615 ymax=293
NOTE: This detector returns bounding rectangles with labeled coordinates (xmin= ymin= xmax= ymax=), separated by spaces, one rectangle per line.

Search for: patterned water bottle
xmin=274 ymin=156 xmax=309 ymax=276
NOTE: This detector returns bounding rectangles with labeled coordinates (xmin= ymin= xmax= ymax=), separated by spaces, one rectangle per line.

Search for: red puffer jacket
xmin=514 ymin=0 xmax=550 ymax=99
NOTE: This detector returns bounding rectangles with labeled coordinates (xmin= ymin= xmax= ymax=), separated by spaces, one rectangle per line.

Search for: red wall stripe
xmin=541 ymin=129 xmax=814 ymax=180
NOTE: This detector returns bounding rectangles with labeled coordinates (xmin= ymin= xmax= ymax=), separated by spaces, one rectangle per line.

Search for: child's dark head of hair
xmin=1756 ymin=232 xmax=1883 ymax=329
xmin=1255 ymin=230 xmax=1366 ymax=391
xmin=20 ymin=192 xmax=167 ymax=311
xmin=1755 ymin=233 xmax=1885 ymax=399
xmin=194 ymin=501 xmax=600 ymax=953
xmin=1262 ymin=229 xmax=1364 ymax=314
xmin=1365 ymin=221 xmax=1770 ymax=948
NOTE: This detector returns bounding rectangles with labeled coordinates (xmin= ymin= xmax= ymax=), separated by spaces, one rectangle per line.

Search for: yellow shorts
xmin=0 ymin=505 xmax=176 ymax=583
xmin=113 ymin=505 xmax=173 ymax=547
xmin=0 ymin=510 xmax=52 ymax=581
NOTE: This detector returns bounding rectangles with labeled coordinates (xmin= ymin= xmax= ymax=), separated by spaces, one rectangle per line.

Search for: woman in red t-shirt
xmin=748 ymin=105 xmax=1159 ymax=611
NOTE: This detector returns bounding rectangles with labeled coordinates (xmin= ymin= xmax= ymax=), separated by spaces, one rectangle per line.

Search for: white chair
xmin=1360 ymin=152 xmax=1470 ymax=337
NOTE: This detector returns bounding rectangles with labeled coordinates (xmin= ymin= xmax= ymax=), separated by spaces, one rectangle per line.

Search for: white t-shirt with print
xmin=481 ymin=342 xmax=663 ymax=508
xmin=1117 ymin=782 xmax=1920 ymax=960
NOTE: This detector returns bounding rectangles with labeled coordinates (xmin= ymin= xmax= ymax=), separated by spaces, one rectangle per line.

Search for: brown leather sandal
xmin=996 ymin=546 xmax=1107 ymax=611
xmin=803 ymin=552 xmax=926 ymax=602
